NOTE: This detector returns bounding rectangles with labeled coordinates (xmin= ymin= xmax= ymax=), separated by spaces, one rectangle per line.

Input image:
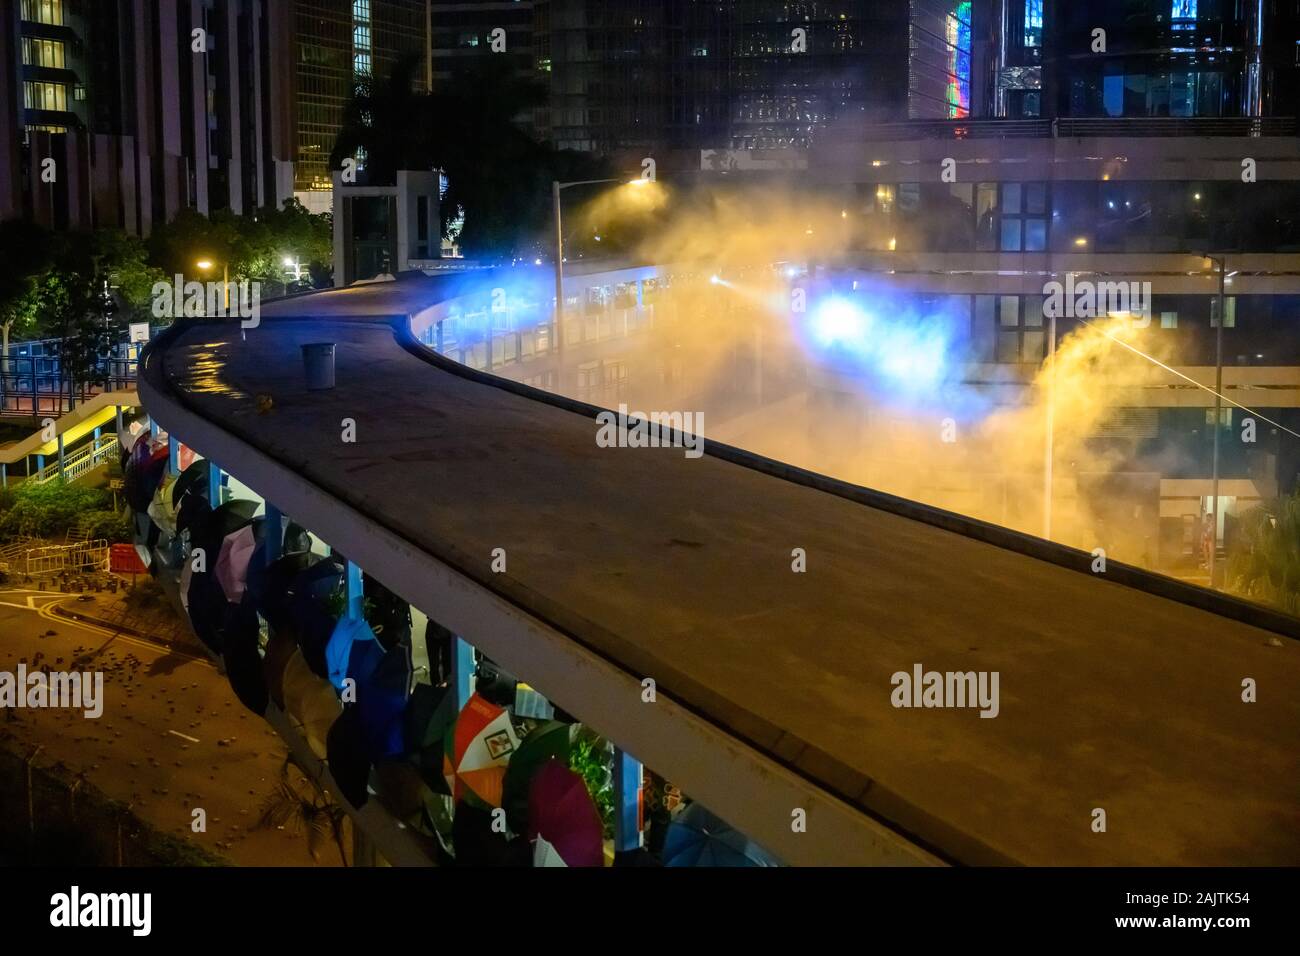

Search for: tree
xmin=32 ymin=233 xmax=105 ymax=405
xmin=148 ymin=201 xmax=333 ymax=296
xmin=1226 ymin=491 xmax=1300 ymax=615
xmin=330 ymin=57 xmax=608 ymax=261
xmin=0 ymin=219 xmax=55 ymax=363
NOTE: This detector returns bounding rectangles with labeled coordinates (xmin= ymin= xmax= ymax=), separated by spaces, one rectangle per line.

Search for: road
xmin=0 ymin=590 xmax=340 ymax=867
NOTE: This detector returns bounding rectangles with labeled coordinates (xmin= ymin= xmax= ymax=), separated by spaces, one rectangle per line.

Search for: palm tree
xmin=255 ymin=755 xmax=350 ymax=866
xmin=1226 ymin=491 xmax=1300 ymax=615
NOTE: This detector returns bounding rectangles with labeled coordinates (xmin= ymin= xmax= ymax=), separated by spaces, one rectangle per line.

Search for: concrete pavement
xmin=0 ymin=593 xmax=340 ymax=866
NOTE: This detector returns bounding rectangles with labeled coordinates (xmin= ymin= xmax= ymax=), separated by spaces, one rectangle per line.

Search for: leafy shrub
xmin=81 ymin=508 xmax=132 ymax=543
xmin=568 ymin=730 xmax=615 ymax=838
xmin=0 ymin=481 xmax=114 ymax=541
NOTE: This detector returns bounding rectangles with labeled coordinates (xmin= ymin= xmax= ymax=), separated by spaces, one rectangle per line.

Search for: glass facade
xmin=874 ymin=180 xmax=1300 ymax=253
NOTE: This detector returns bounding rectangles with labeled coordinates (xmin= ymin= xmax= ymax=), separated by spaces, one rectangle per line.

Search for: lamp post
xmin=1199 ymin=253 xmax=1228 ymax=587
xmin=195 ymin=258 xmax=230 ymax=312
xmin=551 ymin=177 xmax=651 ymax=349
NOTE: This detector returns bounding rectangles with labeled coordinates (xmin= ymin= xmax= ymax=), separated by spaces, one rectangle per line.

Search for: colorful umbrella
xmin=119 ymin=420 xmax=148 ymax=456
xmin=661 ymin=802 xmax=780 ymax=867
xmin=146 ymin=472 xmax=180 ymax=537
xmin=502 ymin=720 xmax=571 ymax=833
xmin=215 ymin=523 xmax=259 ymax=604
xmin=526 ymin=760 xmax=604 ymax=867
xmin=442 ymin=693 xmax=519 ymax=808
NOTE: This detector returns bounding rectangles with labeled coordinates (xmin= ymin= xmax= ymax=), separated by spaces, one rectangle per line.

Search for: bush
xmin=0 ymin=481 xmax=114 ymax=541
xmin=81 ymin=508 xmax=132 ymax=543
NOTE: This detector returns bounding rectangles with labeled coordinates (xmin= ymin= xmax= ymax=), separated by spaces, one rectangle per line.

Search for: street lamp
xmin=551 ymin=177 xmax=651 ymax=349
xmin=1198 ymin=252 xmax=1228 ymax=587
xmin=195 ymin=257 xmax=230 ymax=311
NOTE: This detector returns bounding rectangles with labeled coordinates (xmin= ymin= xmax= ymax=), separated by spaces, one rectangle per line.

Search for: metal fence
xmin=7 ymin=539 xmax=110 ymax=577
xmin=0 ymin=339 xmax=140 ymax=418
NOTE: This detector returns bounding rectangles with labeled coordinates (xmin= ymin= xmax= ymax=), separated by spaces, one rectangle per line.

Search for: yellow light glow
xmin=1074 ymin=238 xmax=1088 ymax=247
xmin=196 ymin=259 xmax=214 ymax=270
xmin=888 ymin=237 xmax=897 ymax=251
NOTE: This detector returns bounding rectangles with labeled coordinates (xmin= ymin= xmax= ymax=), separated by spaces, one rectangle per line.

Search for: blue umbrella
xmin=662 ymin=803 xmax=780 ymax=867
xmin=355 ymin=643 xmax=411 ymax=761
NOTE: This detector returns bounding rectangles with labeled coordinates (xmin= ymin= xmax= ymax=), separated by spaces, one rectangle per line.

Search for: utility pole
xmin=1208 ymin=254 xmax=1226 ymax=587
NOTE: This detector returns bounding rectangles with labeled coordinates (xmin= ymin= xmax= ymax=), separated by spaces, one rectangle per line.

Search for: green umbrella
xmin=502 ymin=720 xmax=572 ymax=834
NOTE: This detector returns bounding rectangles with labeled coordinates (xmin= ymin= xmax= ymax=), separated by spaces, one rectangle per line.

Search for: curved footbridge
xmin=139 ymin=270 xmax=1300 ymax=867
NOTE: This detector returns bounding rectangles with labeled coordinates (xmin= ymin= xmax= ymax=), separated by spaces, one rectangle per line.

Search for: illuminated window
xmin=21 ymin=37 xmax=66 ymax=68
xmin=23 ymin=81 xmax=68 ymax=112
xmin=1172 ymin=0 xmax=1197 ymax=29
xmin=1024 ymin=0 xmax=1042 ymax=48
xmin=1210 ymin=297 xmax=1235 ymax=328
xmin=352 ymin=0 xmax=372 ymax=77
xmin=21 ymin=0 xmax=64 ymax=25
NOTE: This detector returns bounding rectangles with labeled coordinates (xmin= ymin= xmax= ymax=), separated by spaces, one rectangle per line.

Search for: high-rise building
xmin=291 ymin=0 xmax=428 ymax=212
xmin=427 ymin=0 xmax=533 ymax=89
xmin=531 ymin=0 xmax=970 ymax=165
xmin=989 ymin=0 xmax=1300 ymax=119
xmin=0 ymin=0 xmax=295 ymax=234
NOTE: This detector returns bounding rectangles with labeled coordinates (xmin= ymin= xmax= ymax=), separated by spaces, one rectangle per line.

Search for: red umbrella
xmin=526 ymin=760 xmax=604 ymax=867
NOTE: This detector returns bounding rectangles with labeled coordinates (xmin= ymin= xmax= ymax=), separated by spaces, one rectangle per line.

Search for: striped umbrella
xmin=442 ymin=693 xmax=519 ymax=809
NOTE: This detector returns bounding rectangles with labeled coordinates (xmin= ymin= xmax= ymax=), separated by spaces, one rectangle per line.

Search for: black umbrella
xmin=185 ymin=566 xmax=228 ymax=653
xmin=176 ymin=492 xmax=211 ymax=538
xmin=221 ymin=600 xmax=268 ymax=716
xmin=172 ymin=458 xmax=212 ymax=507
xmin=403 ymin=682 xmax=454 ymax=794
xmin=192 ymin=499 xmax=260 ymax=563
xmin=363 ymin=575 xmax=411 ymax=650
xmin=124 ymin=446 xmax=168 ymax=513
xmin=257 ymin=551 xmax=318 ymax=636
xmin=291 ymin=557 xmax=345 ymax=679
xmin=451 ymin=802 xmax=529 ymax=867
xmin=326 ymin=706 xmax=371 ymax=809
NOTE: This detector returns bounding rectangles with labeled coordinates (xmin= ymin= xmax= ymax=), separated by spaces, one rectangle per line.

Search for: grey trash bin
xmin=302 ymin=343 xmax=336 ymax=390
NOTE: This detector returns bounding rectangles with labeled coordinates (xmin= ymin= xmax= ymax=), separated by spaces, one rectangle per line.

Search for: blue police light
xmin=805 ymin=293 xmax=951 ymax=392
xmin=810 ymin=297 xmax=871 ymax=348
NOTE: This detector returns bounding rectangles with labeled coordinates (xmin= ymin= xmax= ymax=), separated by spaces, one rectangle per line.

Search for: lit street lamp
xmin=551 ymin=177 xmax=651 ymax=349
xmin=196 ymin=258 xmax=230 ymax=312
